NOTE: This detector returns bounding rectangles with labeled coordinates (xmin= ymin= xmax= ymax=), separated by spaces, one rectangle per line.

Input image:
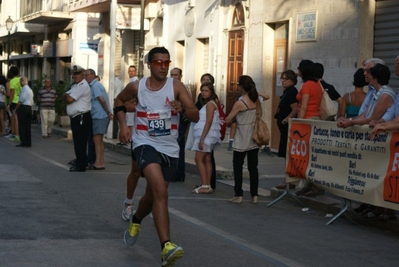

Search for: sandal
xmin=295 ymin=188 xmax=310 ymax=196
xmin=276 ymin=183 xmax=296 ymax=190
xmin=191 ymin=185 xmax=213 ymax=194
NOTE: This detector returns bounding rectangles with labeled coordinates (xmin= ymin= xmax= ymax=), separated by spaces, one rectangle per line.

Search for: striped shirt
xmin=38 ymin=87 xmax=57 ymax=110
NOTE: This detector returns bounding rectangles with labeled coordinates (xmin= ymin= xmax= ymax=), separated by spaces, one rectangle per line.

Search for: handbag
xmin=253 ymin=100 xmax=270 ymax=146
xmin=319 ymin=82 xmax=337 ymax=120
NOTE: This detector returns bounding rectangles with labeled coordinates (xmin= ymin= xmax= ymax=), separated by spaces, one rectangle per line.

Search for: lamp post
xmin=5 ymin=16 xmax=14 ymax=68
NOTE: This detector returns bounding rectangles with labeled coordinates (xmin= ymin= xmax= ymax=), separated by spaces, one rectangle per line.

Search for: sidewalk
xmin=51 ymin=125 xmax=399 ymax=231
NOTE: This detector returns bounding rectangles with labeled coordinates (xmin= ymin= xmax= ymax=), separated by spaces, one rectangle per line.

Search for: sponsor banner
xmin=286 ymin=119 xmax=399 ymax=210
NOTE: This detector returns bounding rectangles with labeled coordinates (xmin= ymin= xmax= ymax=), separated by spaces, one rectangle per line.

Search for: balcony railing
xmin=21 ymin=0 xmax=69 ymax=17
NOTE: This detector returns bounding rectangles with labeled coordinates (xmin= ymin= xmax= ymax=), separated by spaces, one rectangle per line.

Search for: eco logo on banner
xmin=286 ymin=122 xmax=311 ymax=179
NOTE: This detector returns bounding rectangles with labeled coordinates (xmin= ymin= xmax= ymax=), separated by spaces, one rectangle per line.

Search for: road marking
xmin=24 ymin=150 xmax=129 ymax=174
xmin=26 ymin=150 xmax=70 ymax=170
xmin=169 ymin=207 xmax=306 ymax=267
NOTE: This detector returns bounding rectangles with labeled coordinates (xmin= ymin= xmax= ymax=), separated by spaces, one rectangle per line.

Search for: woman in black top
xmin=275 ymin=70 xmax=298 ymax=189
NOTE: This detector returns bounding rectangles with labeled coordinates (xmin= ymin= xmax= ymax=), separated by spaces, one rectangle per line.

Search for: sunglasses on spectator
xmin=151 ymin=59 xmax=172 ymax=67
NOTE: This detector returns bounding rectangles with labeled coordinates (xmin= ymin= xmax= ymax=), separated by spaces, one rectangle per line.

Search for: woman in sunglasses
xmin=275 ymin=70 xmax=298 ymax=190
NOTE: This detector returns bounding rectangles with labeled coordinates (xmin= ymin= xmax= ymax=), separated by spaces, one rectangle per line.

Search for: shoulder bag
xmin=253 ymin=99 xmax=270 ymax=146
xmin=319 ymin=82 xmax=337 ymax=120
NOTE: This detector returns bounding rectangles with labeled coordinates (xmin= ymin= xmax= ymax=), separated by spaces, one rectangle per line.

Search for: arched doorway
xmin=226 ymin=3 xmax=245 ymax=115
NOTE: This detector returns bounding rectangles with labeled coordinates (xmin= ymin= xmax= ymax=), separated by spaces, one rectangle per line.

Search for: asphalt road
xmin=1 ymin=126 xmax=399 ymax=267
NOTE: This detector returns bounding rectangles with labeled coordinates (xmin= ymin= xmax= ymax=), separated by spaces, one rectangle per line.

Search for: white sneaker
xmin=229 ymin=196 xmax=243 ymax=204
xmin=122 ymin=200 xmax=134 ymax=221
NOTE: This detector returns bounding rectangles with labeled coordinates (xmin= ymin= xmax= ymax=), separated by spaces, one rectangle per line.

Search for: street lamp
xmin=5 ymin=16 xmax=14 ymax=67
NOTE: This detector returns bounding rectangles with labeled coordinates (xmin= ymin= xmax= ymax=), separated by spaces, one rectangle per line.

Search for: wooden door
xmin=226 ymin=30 xmax=244 ymax=115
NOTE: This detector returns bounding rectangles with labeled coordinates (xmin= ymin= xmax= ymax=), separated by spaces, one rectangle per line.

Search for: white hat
xmin=71 ymin=65 xmax=85 ymax=73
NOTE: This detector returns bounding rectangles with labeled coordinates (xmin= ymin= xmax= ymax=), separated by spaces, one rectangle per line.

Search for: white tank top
xmin=133 ymin=77 xmax=179 ymax=158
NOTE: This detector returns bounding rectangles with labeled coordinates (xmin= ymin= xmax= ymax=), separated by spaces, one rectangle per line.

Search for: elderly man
xmin=38 ymin=78 xmax=57 ymax=138
xmin=115 ymin=47 xmax=199 ymax=266
xmin=85 ymin=68 xmax=112 ymax=170
xmin=337 ymin=58 xmax=395 ymax=129
xmin=365 ymin=55 xmax=399 ymax=221
xmin=15 ymin=77 xmax=33 ymax=147
xmin=63 ymin=65 xmax=92 ymax=172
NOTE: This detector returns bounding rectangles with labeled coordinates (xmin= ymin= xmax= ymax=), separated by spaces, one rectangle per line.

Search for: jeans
xmin=233 ymin=148 xmax=259 ymax=197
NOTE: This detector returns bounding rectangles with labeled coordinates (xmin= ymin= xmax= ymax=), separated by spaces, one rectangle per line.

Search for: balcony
xmin=69 ymin=0 xmax=142 ymax=13
xmin=21 ymin=0 xmax=74 ymax=25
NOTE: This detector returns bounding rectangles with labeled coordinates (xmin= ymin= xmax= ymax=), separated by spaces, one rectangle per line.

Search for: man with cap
xmin=63 ymin=65 xmax=92 ymax=172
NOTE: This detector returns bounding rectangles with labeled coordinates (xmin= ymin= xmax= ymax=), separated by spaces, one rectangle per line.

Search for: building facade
xmin=1 ymin=0 xmax=399 ymax=148
xmin=162 ymin=0 xmax=399 ymax=149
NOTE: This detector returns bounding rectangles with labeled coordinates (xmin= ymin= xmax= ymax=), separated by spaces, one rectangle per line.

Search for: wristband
xmin=180 ymin=106 xmax=186 ymax=114
xmin=113 ymin=105 xmax=127 ymax=114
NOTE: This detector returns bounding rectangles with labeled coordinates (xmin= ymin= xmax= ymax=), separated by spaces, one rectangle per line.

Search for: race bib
xmin=147 ymin=110 xmax=172 ymax=136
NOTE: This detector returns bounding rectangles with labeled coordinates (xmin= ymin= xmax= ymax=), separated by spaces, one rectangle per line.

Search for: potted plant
xmin=54 ymin=80 xmax=72 ymax=127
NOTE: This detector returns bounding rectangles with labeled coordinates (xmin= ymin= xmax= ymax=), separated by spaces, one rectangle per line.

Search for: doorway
xmin=270 ymin=23 xmax=288 ymax=151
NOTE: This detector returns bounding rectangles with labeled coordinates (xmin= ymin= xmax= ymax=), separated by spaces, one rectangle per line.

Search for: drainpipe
xmin=138 ymin=0 xmax=145 ymax=79
xmin=107 ymin=0 xmax=117 ymax=139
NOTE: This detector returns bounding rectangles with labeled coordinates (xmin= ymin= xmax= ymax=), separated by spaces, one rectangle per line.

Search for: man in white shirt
xmin=63 ymin=65 xmax=92 ymax=172
xmin=15 ymin=77 xmax=33 ymax=147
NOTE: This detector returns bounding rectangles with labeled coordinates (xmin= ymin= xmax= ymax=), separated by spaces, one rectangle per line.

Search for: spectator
xmin=228 ymin=91 xmax=270 ymax=151
xmin=314 ymin=62 xmax=342 ymax=119
xmin=295 ymin=60 xmax=323 ymax=197
xmin=63 ymin=65 xmax=92 ymax=172
xmin=38 ymin=78 xmax=57 ymax=138
xmin=337 ymin=64 xmax=395 ymax=129
xmin=338 ymin=68 xmax=367 ymax=119
xmin=8 ymin=66 xmax=21 ymax=143
xmin=0 ymin=75 xmax=7 ymax=136
xmin=170 ymin=67 xmax=190 ymax=182
xmin=274 ymin=70 xmax=298 ymax=189
xmin=15 ymin=77 xmax=33 ymax=147
xmin=194 ymin=73 xmax=218 ymax=190
xmin=85 ymin=69 xmax=112 ymax=170
xmin=225 ymin=75 xmax=260 ymax=204
xmin=113 ymin=70 xmax=124 ymax=139
xmin=364 ymin=56 xmax=399 ymax=221
xmin=189 ymin=82 xmax=221 ymax=193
